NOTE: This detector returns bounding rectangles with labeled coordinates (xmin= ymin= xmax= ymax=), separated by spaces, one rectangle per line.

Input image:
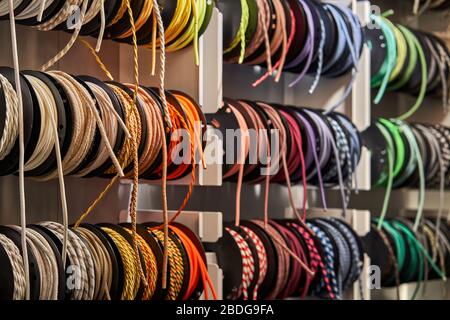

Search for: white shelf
xmin=202 ymin=252 xmax=224 ymax=300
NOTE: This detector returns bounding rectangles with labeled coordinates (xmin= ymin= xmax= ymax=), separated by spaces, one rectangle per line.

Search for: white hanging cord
xmin=40 ymin=0 xmax=89 ymax=71
xmin=38 ymin=0 xmax=47 ymax=21
xmin=96 ymin=0 xmax=106 ymax=52
xmin=8 ymin=0 xmax=30 ymax=300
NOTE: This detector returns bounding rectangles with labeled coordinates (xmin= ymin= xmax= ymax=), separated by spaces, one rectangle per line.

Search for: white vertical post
xmin=352 ymin=210 xmax=371 ymax=300
xmin=199 ymin=8 xmax=223 ymax=114
xmin=353 ymin=1 xmax=372 ymax=191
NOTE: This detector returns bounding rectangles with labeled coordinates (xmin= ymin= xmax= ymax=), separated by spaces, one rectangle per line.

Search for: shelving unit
xmin=0 ymin=0 xmax=376 ymax=301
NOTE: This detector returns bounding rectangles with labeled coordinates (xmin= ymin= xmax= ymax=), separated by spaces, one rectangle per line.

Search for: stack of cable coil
xmin=0 ymin=221 xmax=217 ymax=300
xmin=367 ymin=13 xmax=450 ymax=120
xmin=0 ymin=67 xmax=206 ymax=185
xmin=218 ymin=0 xmax=363 ymax=110
xmin=207 ymin=99 xmax=363 ymax=216
xmin=363 ymin=217 xmax=449 ymax=300
xmin=363 ymin=118 xmax=450 ymax=231
xmin=206 ymin=218 xmax=365 ymax=300
xmin=0 ymin=0 xmax=214 ymax=51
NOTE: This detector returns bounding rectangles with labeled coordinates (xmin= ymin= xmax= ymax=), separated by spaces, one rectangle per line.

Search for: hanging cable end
xmin=382 ymin=9 xmax=395 ymax=18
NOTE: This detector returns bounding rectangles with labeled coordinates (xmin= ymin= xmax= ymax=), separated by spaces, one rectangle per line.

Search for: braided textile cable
xmin=10 ymin=226 xmax=59 ymax=300
xmin=241 ymin=226 xmax=267 ymax=300
xmin=273 ymin=0 xmax=288 ymax=82
xmin=426 ymin=127 xmax=446 ymax=257
xmin=79 ymin=39 xmax=114 ymax=81
xmin=395 ymin=122 xmax=425 ymax=231
xmin=23 ymin=76 xmax=57 ymax=171
xmin=76 ymin=227 xmax=113 ymax=300
xmin=124 ymin=87 xmax=162 ymax=171
xmin=101 ymin=227 xmax=140 ymax=300
xmin=375 ymin=122 xmax=395 ymax=229
xmin=257 ymin=103 xmax=314 ymax=275
xmin=223 ymin=0 xmax=249 ymax=64
xmin=0 ymin=74 xmax=18 ymax=160
xmin=252 ymin=220 xmax=288 ymax=299
xmin=288 ymin=222 xmax=333 ymax=299
xmin=0 ymin=0 xmax=20 ymax=15
xmin=37 ymin=0 xmax=81 ymax=29
xmin=8 ymin=0 xmax=30 ymax=299
xmin=152 ymin=0 xmax=171 ymax=289
xmin=315 ymin=220 xmax=351 ymax=296
xmin=77 ymin=0 xmax=172 ymax=288
xmin=0 ymin=233 xmax=26 ymax=300
xmin=437 ymin=44 xmax=450 ymax=110
xmin=15 ymin=0 xmax=50 ymax=20
xmin=152 ymin=0 xmax=171 ymax=127
xmin=309 ymin=18 xmax=325 ymax=93
xmin=42 ymin=222 xmax=95 ymax=300
xmin=375 ymin=224 xmax=400 ymax=299
xmin=226 ymin=228 xmax=255 ymax=300
xmin=54 ymin=72 xmax=124 ymax=176
xmin=308 ymin=223 xmax=340 ymax=299
xmin=37 ymin=0 xmax=48 ymax=21
xmin=253 ymin=6 xmax=295 ymax=86
xmin=328 ymin=117 xmax=353 ymax=212
xmin=322 ymin=119 xmax=347 ymax=217
xmin=395 ymin=26 xmax=428 ymax=121
xmin=422 ymin=224 xmax=447 ymax=283
xmin=111 ymin=65 xmax=148 ymax=285
xmin=330 ymin=219 xmax=365 ymax=299
xmin=74 ymin=82 xmax=121 ymax=176
xmin=427 ymin=37 xmax=448 ymax=111
xmin=124 ymin=229 xmax=158 ymax=300
xmin=42 ymin=71 xmax=96 ymax=178
xmin=152 ymin=229 xmax=185 ymax=300
xmin=95 ymin=0 xmax=106 ymax=52
xmin=40 ymin=0 xmax=89 ymax=71
xmin=24 ymin=73 xmax=69 ymax=272
xmin=73 ymin=85 xmax=135 ymax=226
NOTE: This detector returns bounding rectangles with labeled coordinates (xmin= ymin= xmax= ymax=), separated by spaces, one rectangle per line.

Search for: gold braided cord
xmin=122 ymin=0 xmax=147 ymax=288
xmin=107 ymin=86 xmax=134 ymax=172
xmin=152 ymin=229 xmax=185 ymax=300
xmin=79 ymin=39 xmax=114 ymax=80
xmin=108 ymin=0 xmax=127 ymax=26
xmin=117 ymin=0 xmax=153 ymax=39
xmin=124 ymin=229 xmax=158 ymax=299
xmin=151 ymin=10 xmax=157 ymax=75
xmin=74 ymin=175 xmax=119 ymax=229
xmin=101 ymin=227 xmax=140 ymax=300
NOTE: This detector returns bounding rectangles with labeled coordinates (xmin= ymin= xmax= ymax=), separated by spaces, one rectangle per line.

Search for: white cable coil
xmin=0 ymin=74 xmax=19 ymax=160
xmin=40 ymin=222 xmax=96 ymax=300
xmin=0 ymin=233 xmax=26 ymax=300
xmin=10 ymin=226 xmax=59 ymax=300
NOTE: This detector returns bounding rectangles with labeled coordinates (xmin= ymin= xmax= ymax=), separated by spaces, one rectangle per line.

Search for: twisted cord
xmin=0 ymin=74 xmax=18 ymax=160
xmin=8 ymin=0 xmax=30 ymax=299
xmin=0 ymin=234 xmax=26 ymax=300
xmin=41 ymin=0 xmax=89 ymax=71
